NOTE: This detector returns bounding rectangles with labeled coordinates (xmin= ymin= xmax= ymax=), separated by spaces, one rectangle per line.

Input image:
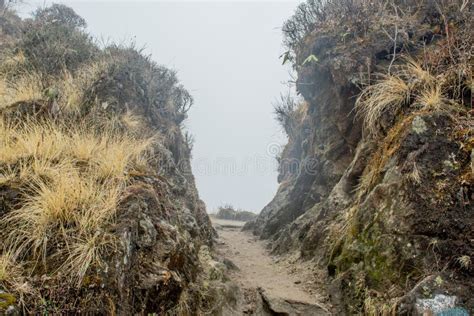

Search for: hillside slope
xmin=246 ymin=0 xmax=473 ymax=314
xmin=0 ymin=5 xmax=235 ymax=314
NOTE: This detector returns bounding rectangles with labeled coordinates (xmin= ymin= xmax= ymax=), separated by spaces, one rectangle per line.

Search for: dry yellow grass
xmin=403 ymin=57 xmax=436 ymax=89
xmin=0 ymin=253 xmax=19 ymax=283
xmin=58 ymin=60 xmax=109 ymax=113
xmin=0 ymin=51 xmax=27 ymax=85
xmin=0 ymin=51 xmax=44 ymax=107
xmin=60 ymin=231 xmax=116 ymax=285
xmin=0 ymin=59 xmax=108 ymax=113
xmin=0 ymin=118 xmax=154 ymax=284
xmin=356 ymin=58 xmax=463 ymax=136
xmin=416 ymin=85 xmax=446 ymax=111
xmin=0 ymin=251 xmax=36 ymax=307
xmin=0 ymin=73 xmax=44 ymax=108
xmin=457 ymin=255 xmax=471 ymax=269
xmin=93 ymin=134 xmax=154 ymax=179
xmin=356 ymin=74 xmax=410 ymax=136
xmin=0 ymin=169 xmax=15 ymax=185
xmin=0 ymin=50 xmax=26 ymax=70
xmin=0 ymin=252 xmax=26 ymax=296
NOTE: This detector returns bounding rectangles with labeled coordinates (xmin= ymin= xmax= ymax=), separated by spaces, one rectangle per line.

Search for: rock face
xmin=0 ymin=5 xmax=225 ymax=314
xmin=256 ymin=289 xmax=329 ymax=316
xmin=247 ymin=0 xmax=473 ymax=313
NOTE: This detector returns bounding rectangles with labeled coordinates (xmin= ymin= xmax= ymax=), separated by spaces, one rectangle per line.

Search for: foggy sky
xmin=18 ymin=1 xmax=300 ymax=213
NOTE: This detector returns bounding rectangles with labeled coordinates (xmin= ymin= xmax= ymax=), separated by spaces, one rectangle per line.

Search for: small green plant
xmin=302 ymin=54 xmax=318 ymax=66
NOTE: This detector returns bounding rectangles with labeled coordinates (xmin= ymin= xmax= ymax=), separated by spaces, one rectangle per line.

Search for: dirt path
xmin=212 ymin=218 xmax=332 ymax=315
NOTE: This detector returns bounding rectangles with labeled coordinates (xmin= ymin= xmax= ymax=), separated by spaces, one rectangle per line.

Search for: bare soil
xmin=212 ymin=218 xmax=332 ymax=314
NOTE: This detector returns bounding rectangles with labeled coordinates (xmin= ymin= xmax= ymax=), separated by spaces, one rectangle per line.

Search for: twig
xmin=388 ymin=8 xmax=399 ymax=74
xmin=434 ymin=0 xmax=455 ymax=63
xmin=390 ymin=27 xmax=399 ymax=69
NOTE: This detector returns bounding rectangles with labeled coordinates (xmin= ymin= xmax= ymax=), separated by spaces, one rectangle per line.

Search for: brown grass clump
xmin=0 ymin=252 xmax=34 ymax=308
xmin=355 ymin=74 xmax=410 ymax=136
xmin=0 ymin=119 xmax=154 ymax=285
xmin=0 ymin=55 xmax=109 ymax=114
xmin=0 ymin=73 xmax=44 ymax=108
xmin=58 ymin=60 xmax=109 ymax=114
xmin=403 ymin=58 xmax=436 ymax=89
xmin=416 ymin=85 xmax=447 ymax=111
xmin=356 ymin=58 xmax=466 ymax=136
xmin=0 ymin=253 xmax=22 ymax=285
xmin=0 ymin=50 xmax=27 ymax=73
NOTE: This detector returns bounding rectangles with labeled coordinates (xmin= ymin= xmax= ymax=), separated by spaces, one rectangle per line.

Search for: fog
xmin=18 ymin=1 xmax=300 ymax=213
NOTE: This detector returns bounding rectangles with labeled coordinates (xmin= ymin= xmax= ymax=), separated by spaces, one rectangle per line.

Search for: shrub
xmin=184 ymin=131 xmax=195 ymax=156
xmin=282 ymin=0 xmax=380 ymax=52
xmin=282 ymin=0 xmax=471 ymax=69
xmin=92 ymin=45 xmax=193 ymax=124
xmin=33 ymin=4 xmax=86 ymax=29
xmin=234 ymin=211 xmax=257 ymax=222
xmin=215 ymin=205 xmax=256 ymax=222
xmin=282 ymin=0 xmax=327 ymax=51
xmin=19 ymin=4 xmax=98 ymax=75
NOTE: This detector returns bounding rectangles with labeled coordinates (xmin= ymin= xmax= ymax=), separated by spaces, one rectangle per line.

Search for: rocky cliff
xmin=0 ymin=5 xmax=234 ymax=314
xmin=247 ymin=0 xmax=473 ymax=313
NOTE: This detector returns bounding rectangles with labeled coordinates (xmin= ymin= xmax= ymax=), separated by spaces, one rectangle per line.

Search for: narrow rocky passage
xmin=212 ymin=218 xmax=333 ymax=315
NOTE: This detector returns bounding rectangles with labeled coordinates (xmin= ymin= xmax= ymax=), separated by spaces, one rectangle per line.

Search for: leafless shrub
xmin=274 ymin=92 xmax=298 ymax=137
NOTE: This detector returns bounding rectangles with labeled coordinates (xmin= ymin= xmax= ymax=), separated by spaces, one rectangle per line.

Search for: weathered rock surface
xmin=257 ymin=289 xmax=330 ymax=316
xmin=247 ymin=0 xmax=473 ymax=313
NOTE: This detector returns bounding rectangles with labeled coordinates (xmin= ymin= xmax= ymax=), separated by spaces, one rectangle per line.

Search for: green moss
xmin=0 ymin=292 xmax=16 ymax=310
xmin=82 ymin=274 xmax=102 ymax=287
xmin=333 ymin=217 xmax=402 ymax=290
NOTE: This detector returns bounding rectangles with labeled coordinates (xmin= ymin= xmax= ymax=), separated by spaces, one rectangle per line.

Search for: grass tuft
xmin=356 ymin=58 xmax=465 ymax=136
xmin=0 ymin=253 xmax=20 ymax=284
xmin=0 ymin=73 xmax=44 ymax=108
xmin=0 ymin=118 xmax=153 ymax=285
xmin=456 ymin=255 xmax=471 ymax=269
xmin=416 ymin=85 xmax=445 ymax=110
xmin=356 ymin=74 xmax=410 ymax=136
xmin=58 ymin=60 xmax=109 ymax=114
